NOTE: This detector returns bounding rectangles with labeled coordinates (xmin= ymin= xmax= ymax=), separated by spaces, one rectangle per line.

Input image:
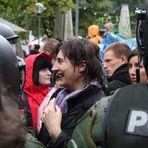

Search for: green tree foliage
xmin=113 ymin=0 xmax=144 ymax=35
xmin=0 ymin=0 xmax=144 ymax=39
xmin=77 ymin=0 xmax=116 ymax=37
xmin=77 ymin=0 xmax=143 ymax=37
xmin=0 ymin=0 xmax=74 ymax=39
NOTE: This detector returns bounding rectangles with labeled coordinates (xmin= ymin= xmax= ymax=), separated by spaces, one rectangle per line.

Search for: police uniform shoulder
xmin=117 ymin=83 xmax=148 ymax=93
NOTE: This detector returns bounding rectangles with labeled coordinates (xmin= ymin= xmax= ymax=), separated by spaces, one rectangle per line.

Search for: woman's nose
xmin=130 ymin=66 xmax=136 ymax=74
xmin=47 ymin=69 xmax=52 ymax=75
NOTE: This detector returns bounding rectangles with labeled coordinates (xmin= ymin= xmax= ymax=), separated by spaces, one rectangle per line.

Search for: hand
xmin=42 ymin=98 xmax=62 ymax=139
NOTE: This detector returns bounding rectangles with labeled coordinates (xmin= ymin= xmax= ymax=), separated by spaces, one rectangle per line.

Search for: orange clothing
xmin=88 ymin=25 xmax=102 ymax=44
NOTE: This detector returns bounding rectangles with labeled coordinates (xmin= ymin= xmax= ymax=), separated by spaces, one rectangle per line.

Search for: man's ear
xmin=121 ymin=55 xmax=127 ymax=64
xmin=78 ymin=61 xmax=86 ymax=72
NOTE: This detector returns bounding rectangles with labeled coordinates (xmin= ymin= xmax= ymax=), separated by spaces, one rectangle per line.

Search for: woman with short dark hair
xmin=128 ymin=50 xmax=148 ymax=83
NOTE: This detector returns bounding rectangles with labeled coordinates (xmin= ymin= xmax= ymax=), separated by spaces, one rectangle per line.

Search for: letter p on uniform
xmin=127 ymin=110 xmax=148 ymax=133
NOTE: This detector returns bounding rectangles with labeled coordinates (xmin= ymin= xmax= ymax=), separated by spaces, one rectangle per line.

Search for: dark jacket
xmin=37 ymin=85 xmax=104 ymax=148
xmin=107 ymin=64 xmax=132 ymax=95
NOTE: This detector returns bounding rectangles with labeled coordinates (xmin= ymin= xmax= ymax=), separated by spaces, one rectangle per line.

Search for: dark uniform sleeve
xmin=46 ymin=131 xmax=70 ymax=148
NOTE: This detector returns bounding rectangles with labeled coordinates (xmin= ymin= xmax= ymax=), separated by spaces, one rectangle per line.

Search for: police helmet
xmin=0 ymin=35 xmax=20 ymax=96
xmin=0 ymin=22 xmax=25 ymax=59
xmin=0 ymin=22 xmax=18 ymax=44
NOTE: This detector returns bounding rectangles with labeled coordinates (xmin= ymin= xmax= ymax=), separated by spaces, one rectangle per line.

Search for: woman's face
xmin=129 ymin=55 xmax=147 ymax=84
xmin=38 ymin=68 xmax=52 ymax=86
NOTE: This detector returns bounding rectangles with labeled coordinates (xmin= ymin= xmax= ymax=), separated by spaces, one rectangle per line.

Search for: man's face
xmin=103 ymin=50 xmax=123 ymax=77
xmin=52 ymin=50 xmax=80 ymax=91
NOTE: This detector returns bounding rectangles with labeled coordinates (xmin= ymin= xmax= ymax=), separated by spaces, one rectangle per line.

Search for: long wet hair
xmin=60 ymin=38 xmax=102 ymax=83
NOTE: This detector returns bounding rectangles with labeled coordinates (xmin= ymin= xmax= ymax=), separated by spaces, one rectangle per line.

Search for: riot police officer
xmin=68 ymin=1 xmax=148 ymax=148
xmin=0 ymin=35 xmax=44 ymax=148
xmin=0 ymin=34 xmax=25 ymax=148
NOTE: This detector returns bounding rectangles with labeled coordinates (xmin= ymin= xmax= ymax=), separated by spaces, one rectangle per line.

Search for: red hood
xmin=23 ymin=53 xmax=51 ymax=129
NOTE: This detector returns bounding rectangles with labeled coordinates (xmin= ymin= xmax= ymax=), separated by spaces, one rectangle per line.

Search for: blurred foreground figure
xmin=0 ymin=84 xmax=26 ymax=148
xmin=0 ymin=35 xmax=26 ymax=148
xmin=0 ymin=35 xmax=44 ymax=148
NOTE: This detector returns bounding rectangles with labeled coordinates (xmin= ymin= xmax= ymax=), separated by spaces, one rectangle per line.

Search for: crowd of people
xmin=0 ymin=2 xmax=148 ymax=148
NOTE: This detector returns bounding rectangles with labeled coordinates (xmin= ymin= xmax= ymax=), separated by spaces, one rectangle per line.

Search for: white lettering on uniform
xmin=127 ymin=110 xmax=148 ymax=132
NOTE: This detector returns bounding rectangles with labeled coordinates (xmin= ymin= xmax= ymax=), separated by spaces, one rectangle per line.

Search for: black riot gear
xmin=0 ymin=22 xmax=25 ymax=92
xmin=0 ymin=22 xmax=24 ymax=58
xmin=0 ymin=21 xmax=18 ymax=44
xmin=0 ymin=35 xmax=20 ymax=96
xmin=0 ymin=24 xmax=44 ymax=148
